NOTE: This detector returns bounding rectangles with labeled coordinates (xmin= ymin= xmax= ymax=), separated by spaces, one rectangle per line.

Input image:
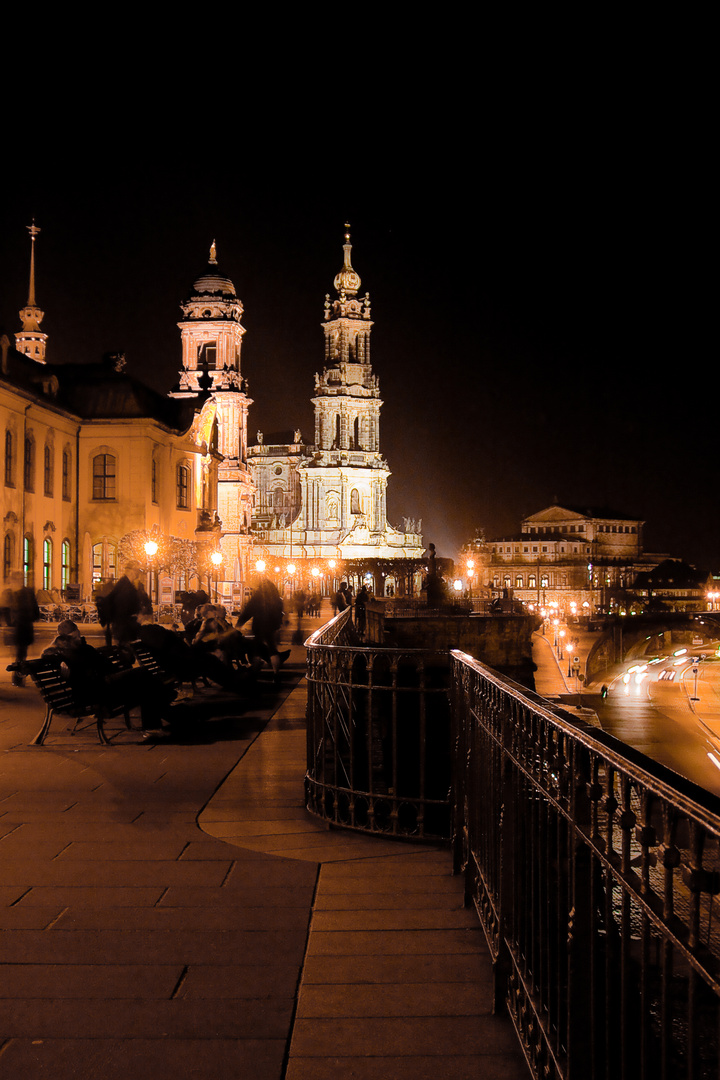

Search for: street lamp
xmin=566 ymin=641 xmax=575 ymax=676
xmin=144 ymin=539 xmax=158 ymax=606
xmin=211 ymin=550 xmax=223 ymax=603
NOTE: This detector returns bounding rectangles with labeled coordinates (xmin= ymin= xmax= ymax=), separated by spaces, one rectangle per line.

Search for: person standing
xmin=103 ymin=560 xmax=144 ymax=643
xmin=334 ymin=581 xmax=350 ymax=613
xmin=237 ymin=579 xmax=289 ymax=685
xmin=9 ymin=571 xmax=40 ymax=686
xmin=354 ymin=584 xmax=368 ymax=638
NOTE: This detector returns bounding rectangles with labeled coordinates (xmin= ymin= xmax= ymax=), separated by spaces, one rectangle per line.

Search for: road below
xmin=534 ymin=631 xmax=720 ymax=798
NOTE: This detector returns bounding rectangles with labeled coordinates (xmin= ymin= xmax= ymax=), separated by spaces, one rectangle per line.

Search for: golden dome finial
xmin=334 ymin=223 xmax=361 ymax=297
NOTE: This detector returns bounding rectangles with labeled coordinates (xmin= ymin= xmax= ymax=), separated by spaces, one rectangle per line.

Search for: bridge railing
xmin=304 ymin=608 xmax=452 ymax=839
xmin=451 ymin=648 xmax=720 ymax=1080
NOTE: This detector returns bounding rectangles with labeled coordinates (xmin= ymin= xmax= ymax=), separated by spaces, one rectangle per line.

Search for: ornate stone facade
xmin=249 ymin=229 xmax=423 ymax=566
xmin=1 ymin=226 xmax=422 ymax=602
xmin=170 ymin=244 xmax=255 ymax=590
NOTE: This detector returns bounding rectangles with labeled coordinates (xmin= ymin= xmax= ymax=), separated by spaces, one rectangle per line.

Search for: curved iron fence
xmin=305 ymin=608 xmax=452 ymax=840
xmin=452 ymin=648 xmax=720 ymax=1080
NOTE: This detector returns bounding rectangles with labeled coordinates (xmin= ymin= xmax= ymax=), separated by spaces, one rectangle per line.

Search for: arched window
xmin=24 ymin=436 xmax=34 ymax=492
xmin=62 ymin=448 xmax=71 ymax=501
xmin=351 ymin=488 xmax=361 ymax=515
xmin=4 ymin=430 xmax=14 ymax=487
xmin=3 ymin=533 xmax=13 ymax=580
xmin=176 ymin=463 xmax=190 ymax=509
xmin=151 ymin=458 xmax=159 ymax=504
xmin=61 ymin=540 xmax=71 ymax=591
xmin=44 ymin=445 xmax=53 ymax=497
xmin=43 ymin=538 xmax=52 ymax=591
xmin=92 ymin=541 xmax=117 ymax=586
xmin=353 ymin=417 xmax=360 ymax=448
xmin=23 ymin=536 xmax=33 ymax=586
xmin=93 ymin=454 xmax=116 ymax=500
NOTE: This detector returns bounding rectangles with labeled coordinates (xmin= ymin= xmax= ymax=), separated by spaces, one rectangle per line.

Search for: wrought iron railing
xmin=305 ymin=608 xmax=452 ymax=839
xmin=451 ymin=648 xmax=720 ymax=1080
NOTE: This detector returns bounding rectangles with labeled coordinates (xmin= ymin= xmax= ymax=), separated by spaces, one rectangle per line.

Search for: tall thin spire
xmin=27 ymin=220 xmax=40 ymax=306
xmin=15 ymin=221 xmax=48 ymax=363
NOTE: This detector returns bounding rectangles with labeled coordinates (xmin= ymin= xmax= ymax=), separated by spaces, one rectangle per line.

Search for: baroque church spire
xmin=15 ymin=220 xmax=48 ymax=363
xmin=314 ymin=227 xmax=380 ymax=452
xmin=333 ymin=223 xmax=361 ymax=298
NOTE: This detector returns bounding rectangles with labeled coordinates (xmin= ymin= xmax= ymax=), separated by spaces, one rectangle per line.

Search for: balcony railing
xmin=451 ymin=649 xmax=720 ymax=1080
xmin=305 ymin=608 xmax=452 ymax=840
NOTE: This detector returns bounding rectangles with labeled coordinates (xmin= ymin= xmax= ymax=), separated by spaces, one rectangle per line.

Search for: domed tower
xmin=15 ymin=222 xmax=48 ymax=363
xmin=173 ymin=242 xmax=253 ymax=467
xmin=173 ymin=243 xmax=255 ymax=590
xmin=175 ymin=241 xmax=246 ymax=395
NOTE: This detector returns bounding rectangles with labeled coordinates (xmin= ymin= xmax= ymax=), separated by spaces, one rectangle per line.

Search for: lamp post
xmin=144 ymin=539 xmax=158 ymax=607
xmin=566 ymin=641 xmax=575 ymax=676
xmin=466 ymin=559 xmax=475 ymax=601
xmin=211 ymin=550 xmax=223 ymax=603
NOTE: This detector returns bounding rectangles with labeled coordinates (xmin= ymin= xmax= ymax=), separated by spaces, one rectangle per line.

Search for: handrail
xmin=305 ymin=608 xmax=452 ymax=839
xmin=451 ymin=648 xmax=720 ymax=1080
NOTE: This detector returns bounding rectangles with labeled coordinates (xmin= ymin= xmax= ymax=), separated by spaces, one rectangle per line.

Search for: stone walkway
xmin=0 ymin=624 xmax=528 ymax=1079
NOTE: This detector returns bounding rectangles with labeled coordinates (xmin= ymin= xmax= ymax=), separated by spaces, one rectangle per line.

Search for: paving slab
xmin=1 ymin=614 xmax=529 ymax=1080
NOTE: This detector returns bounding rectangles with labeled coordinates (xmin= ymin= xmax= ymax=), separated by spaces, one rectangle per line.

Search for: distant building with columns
xmin=480 ymin=504 xmax=670 ymax=615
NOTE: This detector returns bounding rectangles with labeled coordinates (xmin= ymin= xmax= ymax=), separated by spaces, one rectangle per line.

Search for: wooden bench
xmin=7 ymin=658 xmax=132 ymax=746
xmin=128 ymin=639 xmax=210 ymax=692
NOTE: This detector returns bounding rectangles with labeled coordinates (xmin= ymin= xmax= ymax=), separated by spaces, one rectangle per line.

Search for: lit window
xmin=61 ymin=540 xmax=71 ymax=591
xmin=92 ymin=541 xmax=117 ymax=586
xmin=176 ymin=464 xmax=189 ymax=509
xmin=3 ymin=533 xmax=12 ymax=579
xmin=23 ymin=536 xmax=32 ymax=585
xmin=43 ymin=538 xmax=52 ymax=591
xmin=93 ymin=454 xmax=116 ymax=500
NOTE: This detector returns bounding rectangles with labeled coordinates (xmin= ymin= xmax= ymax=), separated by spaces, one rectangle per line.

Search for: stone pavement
xmin=0 ymin=615 xmax=529 ymax=1080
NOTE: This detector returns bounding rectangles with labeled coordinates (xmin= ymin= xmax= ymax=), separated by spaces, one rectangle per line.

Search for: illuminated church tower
xmin=173 ymin=243 xmax=255 ymax=588
xmin=15 ymin=222 xmax=47 ymax=363
xmin=249 ymin=227 xmax=423 ymax=566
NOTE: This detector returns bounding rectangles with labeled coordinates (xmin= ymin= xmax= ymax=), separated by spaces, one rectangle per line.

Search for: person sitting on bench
xmin=136 ymin=619 xmax=251 ymax=695
xmin=42 ymin=621 xmax=175 ymax=739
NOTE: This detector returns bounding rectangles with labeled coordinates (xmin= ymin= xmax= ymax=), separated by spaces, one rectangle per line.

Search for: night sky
xmin=0 ymin=60 xmax=712 ymax=571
